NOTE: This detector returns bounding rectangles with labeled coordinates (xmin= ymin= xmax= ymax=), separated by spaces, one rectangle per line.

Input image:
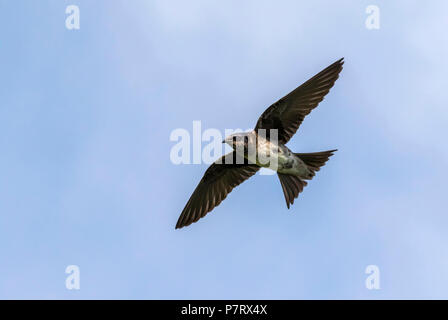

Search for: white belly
xmin=277 ymin=148 xmax=306 ymax=175
xmin=254 ymin=141 xmax=308 ymax=176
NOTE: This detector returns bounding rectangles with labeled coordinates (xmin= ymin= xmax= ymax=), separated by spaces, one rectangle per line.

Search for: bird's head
xmin=222 ymin=132 xmax=252 ymax=150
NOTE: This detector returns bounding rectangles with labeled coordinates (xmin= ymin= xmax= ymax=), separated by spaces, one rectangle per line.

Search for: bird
xmin=175 ymin=58 xmax=344 ymax=229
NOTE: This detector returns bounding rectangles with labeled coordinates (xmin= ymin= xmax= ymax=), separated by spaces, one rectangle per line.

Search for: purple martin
xmin=176 ymin=58 xmax=343 ymax=229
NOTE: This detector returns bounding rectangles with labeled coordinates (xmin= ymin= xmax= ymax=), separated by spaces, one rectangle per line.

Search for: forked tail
xmin=277 ymin=149 xmax=337 ymax=208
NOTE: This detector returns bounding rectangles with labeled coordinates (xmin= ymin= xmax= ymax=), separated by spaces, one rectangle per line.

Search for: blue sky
xmin=1 ymin=0 xmax=447 ymax=299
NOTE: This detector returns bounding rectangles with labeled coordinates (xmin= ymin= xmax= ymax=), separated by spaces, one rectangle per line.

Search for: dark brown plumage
xmin=255 ymin=58 xmax=344 ymax=144
xmin=175 ymin=152 xmax=259 ymax=229
xmin=176 ymin=58 xmax=344 ymax=229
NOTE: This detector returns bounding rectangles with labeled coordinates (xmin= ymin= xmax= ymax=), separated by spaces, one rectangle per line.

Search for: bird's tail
xmin=277 ymin=149 xmax=337 ymax=208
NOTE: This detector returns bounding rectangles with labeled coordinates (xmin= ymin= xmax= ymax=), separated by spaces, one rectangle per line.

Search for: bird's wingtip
xmin=335 ymin=57 xmax=344 ymax=66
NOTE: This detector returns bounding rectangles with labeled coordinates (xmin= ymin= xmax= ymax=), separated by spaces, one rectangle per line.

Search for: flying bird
xmin=176 ymin=58 xmax=344 ymax=229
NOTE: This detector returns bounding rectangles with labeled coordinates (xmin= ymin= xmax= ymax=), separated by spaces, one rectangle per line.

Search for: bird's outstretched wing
xmin=254 ymin=58 xmax=344 ymax=144
xmin=176 ymin=152 xmax=259 ymax=229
